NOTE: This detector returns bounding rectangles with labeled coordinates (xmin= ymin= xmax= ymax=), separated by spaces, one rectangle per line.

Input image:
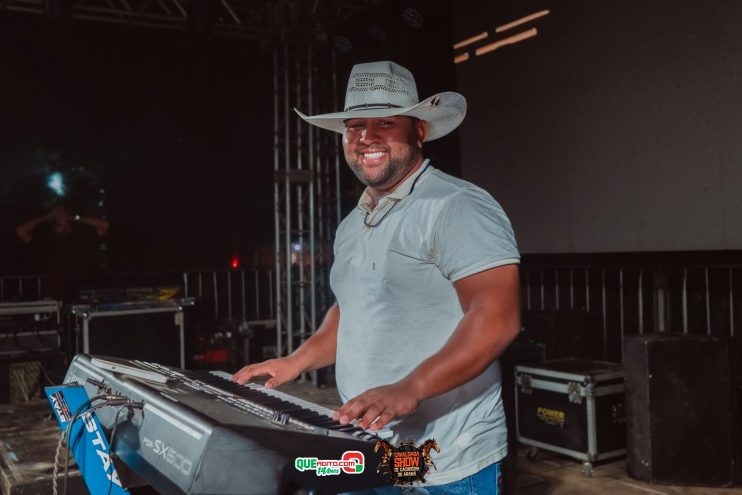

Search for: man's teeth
xmin=363 ymin=151 xmax=385 ymax=159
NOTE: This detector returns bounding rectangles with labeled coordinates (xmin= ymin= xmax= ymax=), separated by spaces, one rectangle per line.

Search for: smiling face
xmin=342 ymin=116 xmax=427 ymax=197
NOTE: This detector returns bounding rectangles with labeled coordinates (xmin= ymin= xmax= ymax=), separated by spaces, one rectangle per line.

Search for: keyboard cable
xmin=51 ymin=395 xmax=143 ymax=495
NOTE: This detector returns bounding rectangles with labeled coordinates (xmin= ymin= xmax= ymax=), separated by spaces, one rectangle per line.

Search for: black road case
xmin=515 ymin=358 xmax=626 ymax=475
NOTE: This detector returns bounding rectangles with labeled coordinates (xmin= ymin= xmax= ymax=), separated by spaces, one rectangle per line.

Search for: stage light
xmin=230 ymin=255 xmax=240 ymax=269
xmin=496 ymin=10 xmax=550 ymax=33
xmin=454 ymin=52 xmax=470 ymax=64
xmin=453 ymin=32 xmax=488 ymax=50
xmin=475 ymin=28 xmax=538 ymax=57
xmin=47 ymin=172 xmax=65 ymax=196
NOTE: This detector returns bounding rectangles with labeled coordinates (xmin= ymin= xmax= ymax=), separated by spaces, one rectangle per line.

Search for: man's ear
xmin=415 ymin=119 xmax=428 ymax=147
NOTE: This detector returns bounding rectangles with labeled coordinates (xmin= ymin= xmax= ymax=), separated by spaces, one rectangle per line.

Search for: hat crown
xmin=343 ymin=61 xmax=420 ymax=112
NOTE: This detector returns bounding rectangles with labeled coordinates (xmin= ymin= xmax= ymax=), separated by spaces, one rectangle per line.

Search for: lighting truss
xmin=0 ymin=0 xmax=381 ymax=41
xmin=273 ymin=43 xmax=341 ymax=381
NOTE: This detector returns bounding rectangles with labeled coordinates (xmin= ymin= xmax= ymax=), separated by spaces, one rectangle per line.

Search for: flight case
xmin=515 ymin=358 xmax=626 ymax=475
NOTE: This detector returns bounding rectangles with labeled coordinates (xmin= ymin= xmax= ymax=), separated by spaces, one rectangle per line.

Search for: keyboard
xmin=62 ymin=354 xmax=393 ymax=494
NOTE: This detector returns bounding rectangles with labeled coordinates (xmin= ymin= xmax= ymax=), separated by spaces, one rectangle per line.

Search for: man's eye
xmin=346 ymin=122 xmax=363 ymax=130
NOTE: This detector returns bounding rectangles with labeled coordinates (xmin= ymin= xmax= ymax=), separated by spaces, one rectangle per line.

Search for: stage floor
xmin=0 ymin=400 xmax=86 ymax=495
xmin=516 ymin=446 xmax=740 ymax=495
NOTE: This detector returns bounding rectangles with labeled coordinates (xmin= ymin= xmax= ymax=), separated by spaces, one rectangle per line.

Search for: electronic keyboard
xmin=62 ymin=354 xmax=393 ymax=494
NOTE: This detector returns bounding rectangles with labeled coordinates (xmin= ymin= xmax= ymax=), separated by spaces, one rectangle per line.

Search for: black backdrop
xmin=0 ymin=1 xmax=460 ymax=274
xmin=0 ymin=14 xmax=273 ymax=272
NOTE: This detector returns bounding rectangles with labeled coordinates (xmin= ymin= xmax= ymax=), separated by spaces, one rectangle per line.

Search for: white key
xmin=211 ymin=371 xmax=393 ymax=439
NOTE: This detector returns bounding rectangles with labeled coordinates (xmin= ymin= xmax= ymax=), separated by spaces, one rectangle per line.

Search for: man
xmin=233 ymin=61 xmax=520 ymax=494
xmin=16 ymin=205 xmax=109 ymax=300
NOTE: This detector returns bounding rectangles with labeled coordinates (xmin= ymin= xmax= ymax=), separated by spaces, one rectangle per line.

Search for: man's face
xmin=51 ymin=206 xmax=73 ymax=235
xmin=342 ymin=116 xmax=426 ymax=191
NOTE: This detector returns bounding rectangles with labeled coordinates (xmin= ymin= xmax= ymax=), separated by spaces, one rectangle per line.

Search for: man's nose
xmin=360 ymin=124 xmax=379 ymax=143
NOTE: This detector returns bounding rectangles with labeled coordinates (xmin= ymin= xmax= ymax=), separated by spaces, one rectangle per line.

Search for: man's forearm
xmin=78 ymin=216 xmax=109 ymax=236
xmin=403 ymin=265 xmax=521 ymax=402
xmin=402 ymin=304 xmax=519 ymax=402
xmin=15 ymin=214 xmax=50 ymax=243
xmin=287 ymin=303 xmax=339 ymax=373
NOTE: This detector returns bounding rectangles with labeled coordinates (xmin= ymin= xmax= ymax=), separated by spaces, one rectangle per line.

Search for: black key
xmin=333 ymin=425 xmax=359 ymax=432
xmin=291 ymin=408 xmax=324 ymax=419
xmin=305 ymin=417 xmax=342 ymax=428
xmin=271 ymin=404 xmax=306 ymax=414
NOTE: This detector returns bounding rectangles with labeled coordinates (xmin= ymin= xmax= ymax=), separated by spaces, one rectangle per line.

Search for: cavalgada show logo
xmin=294 ymin=451 xmax=365 ymax=476
xmin=375 ymin=439 xmax=440 ymax=485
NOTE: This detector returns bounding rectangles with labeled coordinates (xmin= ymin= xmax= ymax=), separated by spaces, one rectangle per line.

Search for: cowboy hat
xmin=295 ymin=60 xmax=466 ymax=142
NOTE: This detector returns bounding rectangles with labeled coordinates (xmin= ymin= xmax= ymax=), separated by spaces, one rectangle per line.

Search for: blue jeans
xmin=344 ymin=462 xmax=501 ymax=495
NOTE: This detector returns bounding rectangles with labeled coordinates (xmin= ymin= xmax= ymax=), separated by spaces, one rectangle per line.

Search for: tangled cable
xmin=52 ymin=394 xmax=143 ymax=495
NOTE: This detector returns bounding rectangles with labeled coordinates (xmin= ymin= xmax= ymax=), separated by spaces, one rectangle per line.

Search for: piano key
xmin=200 ymin=370 xmax=393 ymax=439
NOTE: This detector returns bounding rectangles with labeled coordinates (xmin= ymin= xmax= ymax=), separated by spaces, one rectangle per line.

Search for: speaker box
xmin=624 ymin=334 xmax=739 ymax=486
xmin=0 ymin=351 xmax=67 ymax=403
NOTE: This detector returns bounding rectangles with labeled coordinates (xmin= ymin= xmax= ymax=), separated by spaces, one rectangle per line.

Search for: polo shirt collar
xmin=357 ymin=159 xmax=431 ymax=213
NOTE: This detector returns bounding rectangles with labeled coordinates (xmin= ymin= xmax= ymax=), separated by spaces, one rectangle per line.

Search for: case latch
xmin=567 ymin=382 xmax=583 ymax=404
xmin=518 ymin=373 xmax=533 ymax=394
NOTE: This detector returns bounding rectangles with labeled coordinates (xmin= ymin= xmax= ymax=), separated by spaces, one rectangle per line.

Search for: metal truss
xmin=273 ymin=42 xmax=340 ymax=379
xmin=0 ymin=0 xmax=380 ymax=41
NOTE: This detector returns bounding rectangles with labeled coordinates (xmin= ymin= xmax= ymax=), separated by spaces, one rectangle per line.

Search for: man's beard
xmin=344 ymin=142 xmax=422 ymax=189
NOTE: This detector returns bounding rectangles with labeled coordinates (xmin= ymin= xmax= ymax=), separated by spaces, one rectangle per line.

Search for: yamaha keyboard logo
xmin=142 ymin=437 xmax=194 ymax=476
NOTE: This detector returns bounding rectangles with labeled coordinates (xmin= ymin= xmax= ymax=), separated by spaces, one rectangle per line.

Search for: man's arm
xmin=231 ymin=303 xmax=340 ymax=388
xmin=15 ymin=211 xmax=54 ymax=243
xmin=333 ymin=264 xmax=520 ymax=430
xmin=78 ymin=215 xmax=110 ymax=237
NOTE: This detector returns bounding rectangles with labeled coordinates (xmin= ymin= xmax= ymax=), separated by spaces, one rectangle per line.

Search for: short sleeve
xmin=432 ymin=187 xmax=520 ymax=282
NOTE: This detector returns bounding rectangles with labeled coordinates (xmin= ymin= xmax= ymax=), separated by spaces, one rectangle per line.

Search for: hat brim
xmin=294 ymin=92 xmax=466 ymax=142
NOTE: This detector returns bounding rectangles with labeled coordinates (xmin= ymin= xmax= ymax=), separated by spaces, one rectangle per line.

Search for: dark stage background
xmin=0 ymin=15 xmax=273 ymax=272
xmin=454 ymin=0 xmax=742 ymax=254
xmin=0 ymin=1 xmax=460 ymax=275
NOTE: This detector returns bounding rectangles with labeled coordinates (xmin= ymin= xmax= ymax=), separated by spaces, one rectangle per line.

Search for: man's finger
xmin=357 ymin=403 xmax=385 ymax=430
xmin=231 ymin=368 xmax=253 ymax=383
xmin=370 ymin=410 xmax=395 ymax=431
xmin=232 ymin=365 xmax=268 ymax=383
xmin=264 ymin=376 xmax=284 ymax=389
xmin=338 ymin=394 xmax=379 ymax=425
xmin=333 ymin=400 xmax=357 ymax=423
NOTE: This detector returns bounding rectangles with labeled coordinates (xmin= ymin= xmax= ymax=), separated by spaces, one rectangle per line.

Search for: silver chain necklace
xmin=363 ymin=201 xmax=398 ymax=228
xmin=361 ymin=162 xmax=430 ymax=228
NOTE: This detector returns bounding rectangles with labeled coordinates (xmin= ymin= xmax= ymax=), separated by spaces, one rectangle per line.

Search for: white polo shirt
xmin=330 ymin=161 xmax=519 ymax=485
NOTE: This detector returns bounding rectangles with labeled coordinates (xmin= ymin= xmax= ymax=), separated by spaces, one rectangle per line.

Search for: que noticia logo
xmin=294 ymin=451 xmax=364 ymax=476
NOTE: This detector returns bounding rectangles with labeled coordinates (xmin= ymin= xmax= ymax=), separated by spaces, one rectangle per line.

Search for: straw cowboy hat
xmin=295 ymin=60 xmax=466 ymax=142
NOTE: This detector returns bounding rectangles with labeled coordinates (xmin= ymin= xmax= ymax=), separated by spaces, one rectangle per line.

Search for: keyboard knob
xmin=271 ymin=411 xmax=290 ymax=425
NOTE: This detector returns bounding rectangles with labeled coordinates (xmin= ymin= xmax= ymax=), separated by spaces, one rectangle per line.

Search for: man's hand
xmin=231 ymin=356 xmax=303 ymax=389
xmin=332 ymin=379 xmax=421 ymax=431
xmin=231 ymin=304 xmax=341 ymax=390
